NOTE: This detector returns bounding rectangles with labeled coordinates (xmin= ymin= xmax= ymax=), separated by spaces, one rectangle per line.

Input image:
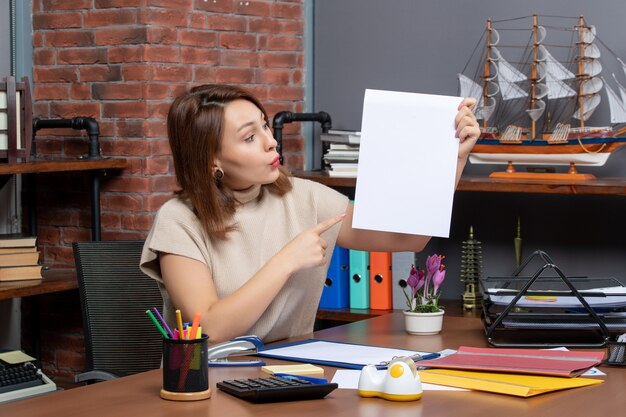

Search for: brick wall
xmin=28 ymin=0 xmax=306 ymax=380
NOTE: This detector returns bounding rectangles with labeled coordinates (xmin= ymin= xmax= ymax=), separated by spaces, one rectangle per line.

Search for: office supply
xmin=207 ymin=335 xmax=265 ymax=367
xmin=161 ymin=334 xmax=210 ymax=401
xmin=604 ymin=333 xmax=626 ymax=365
xmin=0 ymin=264 xmax=42 ymax=282
xmin=0 ymin=233 xmax=37 ymax=248
xmin=349 ymin=249 xmax=370 ymax=308
xmin=418 ymin=369 xmax=603 ymax=397
xmin=216 ymin=375 xmax=338 ymax=403
xmin=369 ymin=251 xmax=392 ymax=310
xmin=0 ymin=353 xmax=57 ymax=403
xmin=73 ymin=241 xmax=163 ymax=383
xmin=352 ymin=89 xmax=461 ymax=238
xmin=319 ymin=246 xmax=350 ymax=309
xmin=261 ymin=364 xmax=325 ymax=377
xmin=391 ymin=252 xmax=414 ymax=309
xmin=152 ymin=307 xmax=174 ymax=339
xmin=257 ymin=339 xmax=438 ymax=369
xmin=0 ymin=250 xmax=40 ymax=267
xmin=146 ymin=309 xmax=169 ymax=339
xmin=176 ymin=309 xmax=185 ymax=340
xmin=358 ymin=357 xmax=423 ymax=401
xmin=189 ymin=312 xmax=201 ymax=341
xmin=421 ymin=346 xmax=605 ymax=377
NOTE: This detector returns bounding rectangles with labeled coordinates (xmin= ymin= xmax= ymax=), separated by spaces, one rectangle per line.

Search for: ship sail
xmin=603 ymin=78 xmax=626 ymax=124
xmin=458 ymin=73 xmax=497 ymax=122
xmin=537 ymin=45 xmax=577 ymax=99
xmin=491 ymin=47 xmax=528 ymax=100
xmin=573 ymin=25 xmax=603 ymax=121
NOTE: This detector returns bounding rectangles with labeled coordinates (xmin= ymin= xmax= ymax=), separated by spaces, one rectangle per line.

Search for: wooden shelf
xmin=0 ymin=156 xmax=127 ymax=176
xmin=293 ymin=170 xmax=626 ymax=196
xmin=0 ymin=268 xmax=78 ymax=300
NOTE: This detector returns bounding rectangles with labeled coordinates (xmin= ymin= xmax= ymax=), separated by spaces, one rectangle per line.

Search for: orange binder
xmin=369 ymin=252 xmax=392 ymax=309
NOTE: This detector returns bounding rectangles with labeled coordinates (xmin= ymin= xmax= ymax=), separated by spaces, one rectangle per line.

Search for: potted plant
xmin=402 ymin=254 xmax=446 ymax=335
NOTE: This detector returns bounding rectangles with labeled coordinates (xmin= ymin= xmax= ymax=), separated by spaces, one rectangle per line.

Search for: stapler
xmin=207 ymin=335 xmax=266 ymax=367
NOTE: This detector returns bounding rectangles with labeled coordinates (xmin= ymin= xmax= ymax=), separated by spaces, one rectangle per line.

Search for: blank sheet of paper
xmin=352 ymin=89 xmax=462 ymax=238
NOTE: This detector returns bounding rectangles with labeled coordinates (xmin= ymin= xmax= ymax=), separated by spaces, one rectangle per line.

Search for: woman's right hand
xmin=276 ymin=213 xmax=346 ymax=274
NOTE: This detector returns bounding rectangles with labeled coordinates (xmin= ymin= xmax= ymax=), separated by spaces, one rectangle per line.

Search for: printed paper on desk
xmin=352 ymin=89 xmax=462 ymax=238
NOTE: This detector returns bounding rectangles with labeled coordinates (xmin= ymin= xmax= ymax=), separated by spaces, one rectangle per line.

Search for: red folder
xmin=369 ymin=252 xmax=392 ymax=310
xmin=421 ymin=346 xmax=605 ymax=377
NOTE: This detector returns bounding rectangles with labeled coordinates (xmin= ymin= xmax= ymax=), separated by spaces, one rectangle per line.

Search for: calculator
xmin=216 ymin=374 xmax=338 ymax=403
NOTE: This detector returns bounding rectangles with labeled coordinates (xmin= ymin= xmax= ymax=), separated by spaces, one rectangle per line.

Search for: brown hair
xmin=167 ymin=84 xmax=292 ymax=240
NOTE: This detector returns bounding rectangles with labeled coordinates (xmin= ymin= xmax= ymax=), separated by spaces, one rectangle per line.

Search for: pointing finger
xmin=312 ymin=213 xmax=346 ymax=235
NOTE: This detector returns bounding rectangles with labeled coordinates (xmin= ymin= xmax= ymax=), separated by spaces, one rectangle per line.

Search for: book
xmin=0 ymin=251 xmax=40 ymax=267
xmin=0 ymin=246 xmax=37 ymax=254
xmin=0 ymin=233 xmax=37 ymax=249
xmin=321 ymin=131 xmax=361 ymax=145
xmin=0 ymin=264 xmax=43 ymax=281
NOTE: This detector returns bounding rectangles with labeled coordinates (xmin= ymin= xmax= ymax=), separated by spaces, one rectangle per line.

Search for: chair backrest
xmin=73 ymin=241 xmax=163 ymax=377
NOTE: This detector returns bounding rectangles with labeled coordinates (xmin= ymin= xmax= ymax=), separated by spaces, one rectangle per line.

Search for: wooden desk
xmin=0 ymin=269 xmax=77 ymax=301
xmin=2 ymin=313 xmax=623 ymax=417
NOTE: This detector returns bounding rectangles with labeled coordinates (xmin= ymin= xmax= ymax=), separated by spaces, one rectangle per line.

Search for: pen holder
xmin=160 ymin=335 xmax=211 ymax=401
xmin=603 ymin=341 xmax=626 ymax=366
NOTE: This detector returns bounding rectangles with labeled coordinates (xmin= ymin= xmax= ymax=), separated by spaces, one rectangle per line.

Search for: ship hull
xmin=469 ymin=137 xmax=626 ymax=166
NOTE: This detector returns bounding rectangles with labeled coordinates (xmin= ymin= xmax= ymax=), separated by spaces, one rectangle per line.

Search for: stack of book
xmin=0 ymin=234 xmax=42 ymax=282
xmin=321 ymin=130 xmax=360 ymax=178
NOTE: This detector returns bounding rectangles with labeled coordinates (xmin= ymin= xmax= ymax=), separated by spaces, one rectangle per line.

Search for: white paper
xmin=353 ymin=89 xmax=462 ymax=238
xmin=331 ymin=369 xmax=468 ymax=391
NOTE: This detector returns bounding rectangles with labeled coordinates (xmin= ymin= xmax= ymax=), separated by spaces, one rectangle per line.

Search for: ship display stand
xmin=480 ymin=250 xmax=626 ymax=348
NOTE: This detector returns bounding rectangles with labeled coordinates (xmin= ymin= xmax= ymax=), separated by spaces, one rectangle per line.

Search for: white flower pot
xmin=403 ymin=310 xmax=444 ymax=335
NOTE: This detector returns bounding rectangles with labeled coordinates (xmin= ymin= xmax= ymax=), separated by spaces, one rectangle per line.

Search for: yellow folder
xmin=418 ymin=369 xmax=603 ymax=397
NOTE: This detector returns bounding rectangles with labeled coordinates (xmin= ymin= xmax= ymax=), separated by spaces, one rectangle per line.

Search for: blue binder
xmin=349 ymin=249 xmax=370 ymax=309
xmin=319 ymin=246 xmax=350 ymax=309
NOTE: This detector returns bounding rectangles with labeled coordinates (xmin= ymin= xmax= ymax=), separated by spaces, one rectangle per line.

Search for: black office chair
xmin=72 ymin=240 xmax=163 ymax=383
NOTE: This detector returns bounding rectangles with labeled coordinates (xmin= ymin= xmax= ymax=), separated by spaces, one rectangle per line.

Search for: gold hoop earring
xmin=214 ymin=168 xmax=224 ymax=181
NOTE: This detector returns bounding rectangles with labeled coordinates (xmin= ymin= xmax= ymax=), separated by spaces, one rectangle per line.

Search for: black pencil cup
xmin=603 ymin=341 xmax=626 ymax=366
xmin=160 ymin=335 xmax=211 ymax=401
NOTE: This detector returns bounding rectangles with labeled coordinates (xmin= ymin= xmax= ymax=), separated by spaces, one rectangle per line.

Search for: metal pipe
xmin=272 ymin=111 xmax=332 ymax=164
xmin=32 ymin=117 xmax=101 ymax=158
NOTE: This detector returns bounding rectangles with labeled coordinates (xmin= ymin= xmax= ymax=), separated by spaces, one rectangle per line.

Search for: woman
xmin=141 ymin=84 xmax=479 ymax=343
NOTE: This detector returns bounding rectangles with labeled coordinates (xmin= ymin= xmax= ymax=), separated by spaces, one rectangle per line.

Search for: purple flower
xmin=406 ymin=265 xmax=424 ymax=298
xmin=432 ymin=269 xmax=446 ymax=294
xmin=425 ymin=255 xmax=442 ymax=275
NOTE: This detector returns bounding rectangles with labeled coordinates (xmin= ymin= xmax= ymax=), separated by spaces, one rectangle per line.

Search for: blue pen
xmin=152 ymin=307 xmax=174 ymax=339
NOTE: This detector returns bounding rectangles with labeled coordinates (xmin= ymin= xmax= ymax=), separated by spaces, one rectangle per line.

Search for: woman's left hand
xmin=455 ymin=98 xmax=480 ymax=161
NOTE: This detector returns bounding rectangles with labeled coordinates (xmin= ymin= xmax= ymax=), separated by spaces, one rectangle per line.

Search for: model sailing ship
xmin=458 ymin=15 xmax=626 ymax=178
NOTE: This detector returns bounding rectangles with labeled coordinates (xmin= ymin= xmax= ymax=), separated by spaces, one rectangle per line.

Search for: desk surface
xmin=0 ymin=157 xmax=127 ymax=176
xmin=0 ymin=269 xmax=77 ymax=300
xmin=2 ymin=312 xmax=624 ymax=417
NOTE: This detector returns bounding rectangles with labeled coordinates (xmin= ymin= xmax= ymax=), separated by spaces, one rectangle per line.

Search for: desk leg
xmin=90 ymin=172 xmax=101 ymax=241
xmin=27 ymin=173 xmax=37 ymax=236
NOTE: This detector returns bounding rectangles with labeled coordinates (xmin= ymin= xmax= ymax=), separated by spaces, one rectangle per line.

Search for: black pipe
xmin=32 ymin=116 xmax=101 ymax=159
xmin=272 ymin=111 xmax=332 ymax=164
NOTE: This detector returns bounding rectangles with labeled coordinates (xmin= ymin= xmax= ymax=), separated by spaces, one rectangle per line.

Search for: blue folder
xmin=319 ymin=246 xmax=350 ymax=309
xmin=349 ymin=249 xmax=370 ymax=309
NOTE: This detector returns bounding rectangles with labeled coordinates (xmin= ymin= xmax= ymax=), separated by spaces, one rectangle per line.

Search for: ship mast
xmin=577 ymin=15 xmax=586 ymax=131
xmin=483 ymin=18 xmax=492 ymax=131
xmin=530 ymin=15 xmax=539 ymax=139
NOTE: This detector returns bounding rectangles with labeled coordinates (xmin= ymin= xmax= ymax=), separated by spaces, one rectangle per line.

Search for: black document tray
xmin=480 ymin=250 xmax=626 ymax=348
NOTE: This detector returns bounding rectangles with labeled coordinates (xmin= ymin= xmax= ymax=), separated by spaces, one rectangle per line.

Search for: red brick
xmin=70 ymin=83 xmax=92 ymax=100
xmin=148 ymin=101 xmax=172 ymax=119
xmin=220 ymin=50 xmax=258 ymax=67
xmin=45 ymin=245 xmax=76 ymax=265
xmin=145 ymin=193 xmax=173 ymax=211
xmin=268 ymin=85 xmax=303 ymax=101
xmin=42 ymin=0 xmax=92 ymax=10
xmin=234 ymin=0 xmax=270 ymax=16
xmin=189 ymin=12 xmax=206 ymax=29
xmin=260 ymin=52 xmax=298 ymax=68
xmin=267 ymin=35 xmax=301 ymax=51
xmin=281 ymin=20 xmax=303 ymax=35
xmin=248 ymin=17 xmax=280 ymax=33
xmin=143 ymin=120 xmax=167 ymax=138
xmin=121 ymin=63 xmax=150 ymax=80
xmin=108 ymin=46 xmax=143 ymax=63
xmin=122 ymin=213 xmax=154 ymax=230
xmin=95 ymin=27 xmax=148 ymax=46
xmin=34 ymin=84 xmax=70 ymax=100
xmin=207 ymin=14 xmax=246 ymax=31
xmin=147 ymin=27 xmax=178 ymax=44
xmin=193 ymin=0 xmax=233 ymax=13
xmin=284 ymin=153 xmax=304 ymax=170
xmin=84 ymin=9 xmax=138 ymax=28
xmin=144 ymin=157 xmax=170 ymax=174
xmin=115 ymin=158 xmax=143 ymax=174
xmin=100 ymin=212 xmax=122 ymax=229
xmin=256 ymin=68 xmax=290 ymax=85
xmin=79 ymin=65 xmax=122 ymax=82
xmin=116 ymin=120 xmax=145 ymax=137
xmin=272 ymin=2 xmax=302 ymax=19
xmin=282 ymin=137 xmax=304 ymax=152
xmin=38 ymin=226 xmax=62 ymax=245
xmin=144 ymin=45 xmax=181 ymax=63
xmin=105 ymin=176 xmax=151 ymax=192
xmin=193 ymin=66 xmax=216 ymax=82
xmin=32 ymin=12 xmax=83 ymax=30
xmin=33 ymin=32 xmax=44 ymax=48
xmin=45 ymin=31 xmax=95 ymax=47
xmin=93 ymin=83 xmax=144 ymax=100
xmin=181 ymin=47 xmax=218 ymax=65
xmin=147 ymin=0 xmax=192 ymax=8
xmin=103 ymin=101 xmax=149 ymax=118
xmin=143 ymin=83 xmax=170 ymax=99
xmin=57 ymin=48 xmax=108 ymax=64
xmin=139 ymin=8 xmax=187 ymax=27
xmin=179 ymin=30 xmax=218 ymax=48
xmin=95 ymin=0 xmax=147 ymax=7
xmin=150 ymin=138 xmax=172 ymax=156
xmin=61 ymin=228 xmax=92 ymax=244
xmin=50 ymin=102 xmax=101 ymax=118
xmin=98 ymin=120 xmax=116 ymax=137
xmin=152 ymin=65 xmax=192 ymax=81
xmin=101 ymin=230 xmax=147 ymax=241
xmin=150 ymin=175 xmax=178 ymax=192
xmin=106 ymin=194 xmax=143 ymax=211
xmin=216 ymin=67 xmax=254 ymax=83
xmin=292 ymin=69 xmax=302 ymax=84
xmin=39 ymin=209 xmax=81 ymax=227
xmin=33 ymin=48 xmax=55 ymax=65
xmin=219 ymin=32 xmax=256 ymax=50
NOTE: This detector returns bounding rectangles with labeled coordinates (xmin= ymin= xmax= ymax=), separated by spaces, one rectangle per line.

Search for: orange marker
xmin=189 ymin=312 xmax=201 ymax=340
